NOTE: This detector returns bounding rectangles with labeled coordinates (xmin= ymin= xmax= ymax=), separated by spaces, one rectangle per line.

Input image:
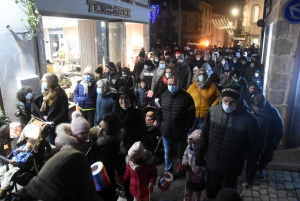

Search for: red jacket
xmin=121 ymin=153 xmax=157 ymax=199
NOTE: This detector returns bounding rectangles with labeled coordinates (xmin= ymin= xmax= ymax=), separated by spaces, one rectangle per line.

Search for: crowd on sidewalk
xmin=0 ymin=42 xmax=284 ymax=201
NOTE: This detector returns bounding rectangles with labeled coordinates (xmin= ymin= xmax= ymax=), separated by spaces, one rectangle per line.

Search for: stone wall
xmin=264 ymin=0 xmax=300 ymax=148
xmin=0 ymin=1 xmax=37 ymax=121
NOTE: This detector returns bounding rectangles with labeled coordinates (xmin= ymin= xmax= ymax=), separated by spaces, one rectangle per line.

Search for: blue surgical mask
xmin=168 ymin=85 xmax=179 ymax=94
xmin=96 ymin=88 xmax=103 ymax=95
xmin=221 ymin=61 xmax=226 ymax=65
xmin=165 ymin=73 xmax=171 ymax=79
xmin=84 ymin=75 xmax=91 ymax=81
xmin=122 ymin=74 xmax=128 ymax=77
xmin=25 ymin=93 xmax=33 ymax=100
xmin=144 ymin=65 xmax=148 ymax=69
xmin=222 ymin=102 xmax=236 ymax=113
xmin=198 ymin=75 xmax=204 ymax=82
xmin=159 ymin=64 xmax=166 ymax=69
xmin=42 ymin=82 xmax=48 ymax=90
xmin=155 ymin=59 xmax=159 ymax=62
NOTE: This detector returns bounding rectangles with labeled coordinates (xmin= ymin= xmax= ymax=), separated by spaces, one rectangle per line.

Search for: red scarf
xmin=163 ymin=76 xmax=168 ymax=84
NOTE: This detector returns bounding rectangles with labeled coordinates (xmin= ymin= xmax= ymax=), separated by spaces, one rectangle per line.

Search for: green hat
xmin=222 ymin=81 xmax=242 ymax=101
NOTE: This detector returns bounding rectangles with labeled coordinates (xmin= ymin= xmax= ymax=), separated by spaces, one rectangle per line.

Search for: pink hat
xmin=71 ymin=111 xmax=90 ymax=135
xmin=128 ymin=141 xmax=144 ymax=159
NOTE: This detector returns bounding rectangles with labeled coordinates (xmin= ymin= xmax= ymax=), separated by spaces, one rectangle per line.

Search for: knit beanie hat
xmin=164 ymin=51 xmax=171 ymax=56
xmin=145 ymin=60 xmax=154 ymax=67
xmin=178 ymin=54 xmax=185 ymax=61
xmin=95 ymin=67 xmax=103 ymax=74
xmin=231 ymin=70 xmax=241 ymax=78
xmin=222 ymin=81 xmax=242 ymax=101
xmin=83 ymin=66 xmax=93 ymax=74
xmin=209 ymin=73 xmax=220 ymax=83
xmin=106 ymin=62 xmax=116 ymax=71
xmin=71 ymin=111 xmax=90 ymax=136
xmin=248 ymin=81 xmax=258 ymax=88
xmin=128 ymin=141 xmax=145 ymax=159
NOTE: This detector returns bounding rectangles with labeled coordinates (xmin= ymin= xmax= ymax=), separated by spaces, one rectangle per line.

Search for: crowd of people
xmin=0 ymin=42 xmax=284 ymax=201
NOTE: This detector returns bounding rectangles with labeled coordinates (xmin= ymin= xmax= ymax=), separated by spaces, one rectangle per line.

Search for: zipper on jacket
xmin=216 ymin=112 xmax=229 ymax=170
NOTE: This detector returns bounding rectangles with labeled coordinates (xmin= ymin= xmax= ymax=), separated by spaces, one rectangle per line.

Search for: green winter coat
xmin=0 ymin=109 xmax=11 ymax=145
xmin=14 ymin=100 xmax=36 ymax=129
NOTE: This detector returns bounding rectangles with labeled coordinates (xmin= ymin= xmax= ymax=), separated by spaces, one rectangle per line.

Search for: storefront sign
xmin=87 ymin=0 xmax=131 ymax=18
xmin=233 ymin=34 xmax=246 ymax=41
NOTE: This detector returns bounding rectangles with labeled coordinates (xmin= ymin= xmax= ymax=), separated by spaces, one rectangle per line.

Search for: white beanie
xmin=83 ymin=65 xmax=93 ymax=74
xmin=128 ymin=141 xmax=144 ymax=159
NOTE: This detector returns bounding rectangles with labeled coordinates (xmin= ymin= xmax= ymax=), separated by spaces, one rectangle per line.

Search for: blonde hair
xmin=43 ymin=73 xmax=60 ymax=106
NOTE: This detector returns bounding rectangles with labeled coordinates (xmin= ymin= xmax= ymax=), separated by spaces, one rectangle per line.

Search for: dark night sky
xmin=150 ymin=0 xmax=242 ymax=18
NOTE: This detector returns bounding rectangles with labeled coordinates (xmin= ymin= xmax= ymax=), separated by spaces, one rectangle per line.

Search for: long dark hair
xmin=101 ymin=113 xmax=122 ymax=135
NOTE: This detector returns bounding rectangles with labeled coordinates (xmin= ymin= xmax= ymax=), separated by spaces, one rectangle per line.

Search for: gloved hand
xmin=148 ymin=183 xmax=153 ymax=189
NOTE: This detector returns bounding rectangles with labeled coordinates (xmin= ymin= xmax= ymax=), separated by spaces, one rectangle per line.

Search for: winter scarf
xmin=40 ymin=88 xmax=50 ymax=112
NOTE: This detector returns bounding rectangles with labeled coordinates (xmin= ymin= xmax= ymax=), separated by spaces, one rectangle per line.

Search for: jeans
xmin=162 ymin=136 xmax=187 ymax=172
xmin=189 ymin=118 xmax=204 ymax=134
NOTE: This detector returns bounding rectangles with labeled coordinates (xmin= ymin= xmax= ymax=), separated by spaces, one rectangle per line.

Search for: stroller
xmin=1 ymin=116 xmax=51 ymax=200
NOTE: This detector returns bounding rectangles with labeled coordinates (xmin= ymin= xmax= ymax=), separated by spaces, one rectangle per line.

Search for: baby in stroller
xmin=0 ymin=118 xmax=51 ymax=199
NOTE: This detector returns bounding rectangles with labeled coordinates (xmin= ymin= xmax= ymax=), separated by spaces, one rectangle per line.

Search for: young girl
xmin=15 ymin=87 xmax=36 ymax=129
xmin=182 ymin=129 xmax=206 ymax=201
xmin=135 ymin=80 xmax=149 ymax=109
xmin=116 ymin=141 xmax=157 ymax=201
xmin=55 ymin=111 xmax=91 ymax=153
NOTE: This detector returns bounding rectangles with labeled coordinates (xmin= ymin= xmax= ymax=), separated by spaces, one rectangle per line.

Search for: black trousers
xmin=258 ymin=151 xmax=274 ymax=171
xmin=80 ymin=109 xmax=95 ymax=128
xmin=206 ymin=169 xmax=238 ymax=199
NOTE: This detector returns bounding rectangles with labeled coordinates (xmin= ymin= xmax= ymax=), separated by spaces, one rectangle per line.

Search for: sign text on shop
xmin=87 ymin=0 xmax=131 ymax=18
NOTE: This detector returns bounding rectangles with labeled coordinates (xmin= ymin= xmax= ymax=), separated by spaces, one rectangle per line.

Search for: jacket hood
xmin=55 ymin=123 xmax=91 ymax=153
xmin=89 ymin=126 xmax=125 ymax=147
xmin=126 ymin=150 xmax=155 ymax=164
xmin=25 ymin=149 xmax=102 ymax=201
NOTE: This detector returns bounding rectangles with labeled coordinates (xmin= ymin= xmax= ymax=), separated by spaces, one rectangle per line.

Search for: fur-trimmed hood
xmin=126 ymin=150 xmax=155 ymax=165
xmin=88 ymin=126 xmax=125 ymax=147
xmin=55 ymin=123 xmax=91 ymax=153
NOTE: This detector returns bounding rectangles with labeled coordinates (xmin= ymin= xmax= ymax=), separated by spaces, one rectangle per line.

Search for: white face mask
xmin=165 ymin=72 xmax=171 ymax=79
xmin=221 ymin=61 xmax=226 ymax=65
xmin=196 ymin=57 xmax=200 ymax=61
xmin=233 ymin=60 xmax=237 ymax=63
xmin=155 ymin=59 xmax=159 ymax=62
xmin=222 ymin=102 xmax=236 ymax=113
xmin=198 ymin=75 xmax=204 ymax=82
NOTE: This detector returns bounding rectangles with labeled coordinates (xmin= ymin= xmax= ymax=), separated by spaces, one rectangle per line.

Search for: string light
xmin=149 ymin=5 xmax=160 ymax=23
xmin=212 ymin=18 xmax=235 ymax=34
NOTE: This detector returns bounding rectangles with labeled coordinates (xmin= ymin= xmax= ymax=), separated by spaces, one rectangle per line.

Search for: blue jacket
xmin=12 ymin=144 xmax=32 ymax=164
xmin=94 ymin=92 xmax=116 ymax=126
xmin=74 ymin=80 xmax=97 ymax=109
xmin=135 ymin=86 xmax=148 ymax=109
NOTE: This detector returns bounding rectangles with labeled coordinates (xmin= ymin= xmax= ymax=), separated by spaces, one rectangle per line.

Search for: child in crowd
xmin=135 ymin=79 xmax=149 ymax=109
xmin=116 ymin=141 xmax=157 ymax=201
xmin=144 ymin=108 xmax=158 ymax=152
xmin=182 ymin=129 xmax=206 ymax=201
xmin=0 ymin=109 xmax=10 ymax=158
xmin=14 ymin=87 xmax=36 ymax=129
xmin=55 ymin=111 xmax=91 ymax=153
xmin=0 ymin=137 xmax=36 ymax=198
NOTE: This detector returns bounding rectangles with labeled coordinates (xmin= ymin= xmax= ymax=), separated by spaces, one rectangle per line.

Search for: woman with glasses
xmin=114 ymin=86 xmax=149 ymax=201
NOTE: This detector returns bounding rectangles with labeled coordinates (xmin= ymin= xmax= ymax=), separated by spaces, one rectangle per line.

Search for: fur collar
xmin=55 ymin=123 xmax=79 ymax=147
xmin=88 ymin=126 xmax=125 ymax=147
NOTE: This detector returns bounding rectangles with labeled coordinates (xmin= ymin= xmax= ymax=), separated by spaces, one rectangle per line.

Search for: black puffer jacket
xmin=196 ymin=100 xmax=261 ymax=182
xmin=250 ymin=101 xmax=283 ymax=152
xmin=156 ymin=89 xmax=195 ymax=140
xmin=103 ymin=73 xmax=121 ymax=90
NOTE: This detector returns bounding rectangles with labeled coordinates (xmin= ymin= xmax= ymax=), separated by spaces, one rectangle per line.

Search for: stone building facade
xmin=262 ymin=0 xmax=300 ymax=148
xmin=242 ymin=0 xmax=264 ymax=45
